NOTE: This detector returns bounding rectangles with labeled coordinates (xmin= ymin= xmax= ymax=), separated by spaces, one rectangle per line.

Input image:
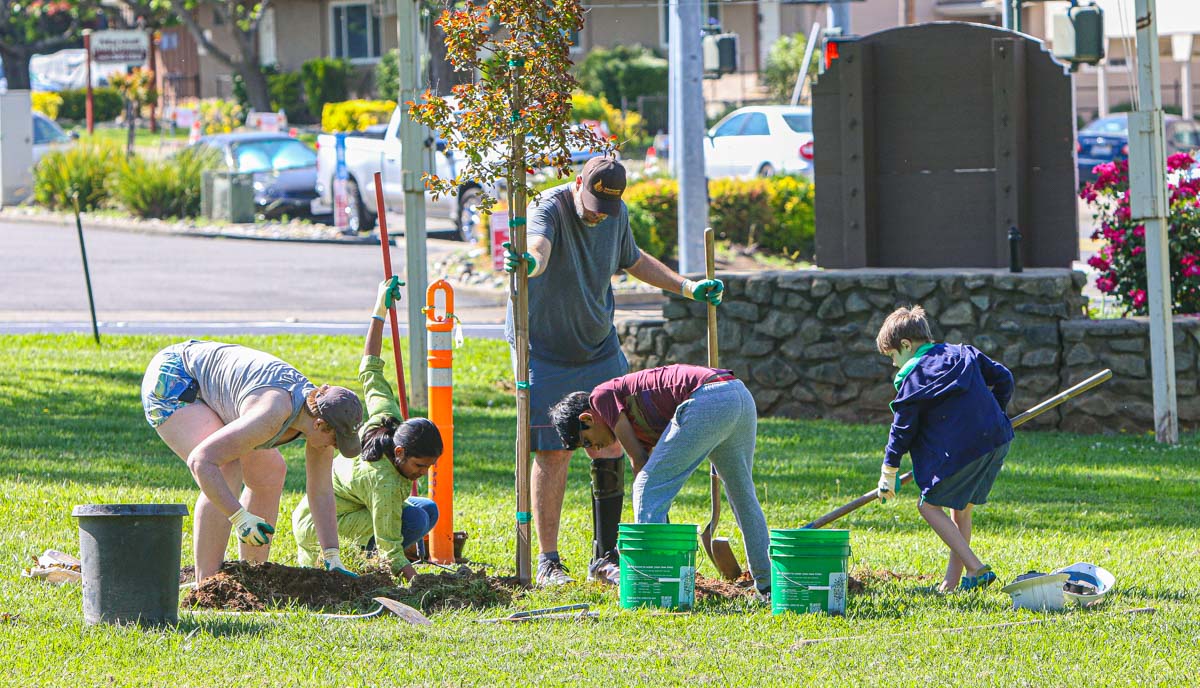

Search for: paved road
xmin=0 ymin=219 xmax=663 ymax=337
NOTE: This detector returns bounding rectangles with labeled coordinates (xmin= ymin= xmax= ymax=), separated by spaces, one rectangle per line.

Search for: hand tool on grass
xmin=803 ymin=368 xmax=1113 ymax=529
xmin=187 ymin=597 xmax=431 ymax=624
xmin=479 ymin=603 xmax=594 ymax=623
xmin=373 ymin=172 xmax=417 ymax=498
xmin=699 ymin=228 xmax=744 ymax=581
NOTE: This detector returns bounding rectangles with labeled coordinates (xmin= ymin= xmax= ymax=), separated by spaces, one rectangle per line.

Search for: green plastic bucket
xmin=769 ymin=528 xmax=851 ymax=615
xmin=617 ymin=523 xmax=698 ymax=611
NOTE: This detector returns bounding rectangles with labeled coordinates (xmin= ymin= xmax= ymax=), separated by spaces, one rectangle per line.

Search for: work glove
xmin=681 ymin=278 xmax=725 ymax=306
xmin=877 ymin=464 xmax=901 ymax=505
xmin=322 ymin=547 xmax=359 ymax=578
xmin=502 ymin=242 xmax=537 ymax=276
xmin=229 ymin=508 xmax=274 ymax=546
xmin=372 ymin=276 xmax=405 ymax=319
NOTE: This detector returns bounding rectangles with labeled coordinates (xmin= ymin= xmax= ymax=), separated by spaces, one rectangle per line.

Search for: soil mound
xmin=695 ymin=572 xmax=755 ymax=600
xmin=182 ymin=561 xmax=396 ymax=611
xmin=399 ymin=566 xmax=521 ymax=612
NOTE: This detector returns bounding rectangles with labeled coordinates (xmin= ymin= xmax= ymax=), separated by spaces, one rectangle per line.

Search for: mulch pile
xmin=695 ymin=572 xmax=756 ymax=600
xmin=182 ymin=562 xmax=521 ymax=614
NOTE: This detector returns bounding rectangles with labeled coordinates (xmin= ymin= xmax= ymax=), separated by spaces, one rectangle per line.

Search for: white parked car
xmin=704 ymin=105 xmax=813 ymax=179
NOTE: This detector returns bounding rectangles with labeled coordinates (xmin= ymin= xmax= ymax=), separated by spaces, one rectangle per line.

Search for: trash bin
xmin=72 ymin=504 xmax=188 ymax=627
xmin=204 ymin=171 xmax=256 ymax=223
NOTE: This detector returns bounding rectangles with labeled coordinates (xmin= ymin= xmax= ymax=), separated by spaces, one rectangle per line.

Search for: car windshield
xmin=1082 ymin=116 xmax=1128 ymax=136
xmin=231 ymin=139 xmax=316 ymax=173
xmin=782 ymin=113 xmax=812 ymax=133
xmin=34 ymin=116 xmax=71 ymax=144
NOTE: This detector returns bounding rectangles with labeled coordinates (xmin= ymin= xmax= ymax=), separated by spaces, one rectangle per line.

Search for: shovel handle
xmin=803 ymin=369 xmax=1113 ymax=529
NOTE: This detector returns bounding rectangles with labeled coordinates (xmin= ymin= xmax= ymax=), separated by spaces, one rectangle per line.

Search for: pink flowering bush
xmin=1080 ymin=152 xmax=1200 ymax=315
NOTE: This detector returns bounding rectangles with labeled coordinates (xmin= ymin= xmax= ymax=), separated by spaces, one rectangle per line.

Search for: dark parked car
xmin=194 ymin=132 xmax=319 ymax=219
xmin=1077 ymin=113 xmax=1200 ymax=184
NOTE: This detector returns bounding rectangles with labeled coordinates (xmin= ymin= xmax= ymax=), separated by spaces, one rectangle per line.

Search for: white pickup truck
xmin=313 ymin=108 xmax=484 ymax=242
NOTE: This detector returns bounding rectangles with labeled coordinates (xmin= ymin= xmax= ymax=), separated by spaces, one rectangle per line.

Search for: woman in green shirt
xmin=292 ymin=278 xmax=443 ymax=581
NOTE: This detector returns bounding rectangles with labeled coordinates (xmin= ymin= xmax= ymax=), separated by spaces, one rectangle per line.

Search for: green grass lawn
xmin=76 ymin=126 xmax=189 ymax=150
xmin=1 ymin=334 xmax=1198 ymax=685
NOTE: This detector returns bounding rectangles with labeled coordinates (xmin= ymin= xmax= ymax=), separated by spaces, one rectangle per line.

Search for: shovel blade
xmin=373 ymin=597 xmax=432 ymax=625
xmin=711 ymin=537 xmax=743 ymax=581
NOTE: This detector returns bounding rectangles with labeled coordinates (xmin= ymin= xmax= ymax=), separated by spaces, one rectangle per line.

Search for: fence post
xmin=425 ymin=280 xmax=456 ymax=563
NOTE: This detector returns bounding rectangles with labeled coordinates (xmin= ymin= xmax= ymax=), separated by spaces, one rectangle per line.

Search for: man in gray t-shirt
xmin=504 ymin=157 xmax=725 ymax=587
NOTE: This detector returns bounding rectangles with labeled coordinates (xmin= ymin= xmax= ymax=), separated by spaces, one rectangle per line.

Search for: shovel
xmin=186 ymin=596 xmax=431 ymax=625
xmin=803 ymin=368 xmax=1113 ymax=529
xmin=699 ymin=228 xmax=744 ymax=581
xmin=478 ymin=603 xmax=594 ymax=623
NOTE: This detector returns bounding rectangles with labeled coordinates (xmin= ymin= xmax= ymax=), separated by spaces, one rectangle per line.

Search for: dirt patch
xmin=181 ymin=561 xmax=522 ymax=614
xmin=396 ymin=566 xmax=522 ymax=612
xmin=182 ymin=561 xmax=397 ymax=611
xmin=179 ymin=565 xmax=195 ymax=585
xmin=695 ymin=572 xmax=756 ymax=600
xmin=848 ymin=568 xmax=936 ymax=594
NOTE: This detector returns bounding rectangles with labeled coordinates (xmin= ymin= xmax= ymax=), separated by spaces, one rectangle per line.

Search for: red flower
xmin=1131 ymin=289 xmax=1147 ymax=308
xmin=1133 ymin=224 xmax=1145 ymax=239
xmin=1167 ymin=151 xmax=1195 ymax=173
xmin=1087 ymin=254 xmax=1110 ymax=271
xmin=1096 ymin=275 xmax=1116 ymax=293
xmin=1131 ymin=245 xmax=1144 ymax=256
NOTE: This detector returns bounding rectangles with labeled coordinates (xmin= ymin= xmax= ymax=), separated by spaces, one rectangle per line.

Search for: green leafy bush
xmin=570 ymin=92 xmax=646 ymax=149
xmin=301 ymin=57 xmax=351 ymax=120
xmin=58 ymin=87 xmax=124 ymax=122
xmin=623 ymin=175 xmax=816 ymax=260
xmin=321 ymin=100 xmax=396 ymax=133
xmin=33 ymin=141 xmax=122 ymax=211
xmin=376 ymin=49 xmax=399 ymax=102
xmin=574 ymin=45 xmax=668 ymax=109
xmin=111 ymin=146 xmax=221 ymax=219
xmin=761 ymin=34 xmax=819 ymax=103
xmin=234 ymin=66 xmax=310 ymax=123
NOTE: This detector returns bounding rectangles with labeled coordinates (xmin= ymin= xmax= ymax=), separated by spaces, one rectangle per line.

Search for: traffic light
xmin=1052 ymin=2 xmax=1105 ymax=66
xmin=703 ymin=33 xmax=738 ymax=76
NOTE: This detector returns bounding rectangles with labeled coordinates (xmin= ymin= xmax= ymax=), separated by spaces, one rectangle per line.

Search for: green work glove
xmin=877 ymin=464 xmax=901 ymax=505
xmin=502 ymin=242 xmax=536 ymax=276
xmin=681 ymin=278 xmax=725 ymax=306
xmin=229 ymin=508 xmax=275 ymax=546
xmin=322 ymin=548 xmax=359 ymax=578
xmin=373 ymin=276 xmax=405 ymax=319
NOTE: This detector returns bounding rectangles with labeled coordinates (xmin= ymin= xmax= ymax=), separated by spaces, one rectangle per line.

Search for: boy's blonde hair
xmin=876 ymin=306 xmax=933 ymax=354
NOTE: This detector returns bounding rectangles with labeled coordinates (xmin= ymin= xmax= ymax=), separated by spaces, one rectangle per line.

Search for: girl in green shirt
xmin=292 ymin=278 xmax=443 ymax=581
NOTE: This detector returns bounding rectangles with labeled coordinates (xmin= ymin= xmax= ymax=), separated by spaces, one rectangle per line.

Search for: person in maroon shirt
xmin=549 ymin=364 xmax=771 ymax=597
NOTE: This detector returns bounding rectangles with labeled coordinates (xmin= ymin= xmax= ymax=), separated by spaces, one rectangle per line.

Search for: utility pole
xmin=1128 ymin=0 xmax=1178 ymax=444
xmin=828 ymin=2 xmax=851 ymax=35
xmin=670 ymin=0 xmax=707 ymax=274
xmin=397 ymin=0 xmax=429 ymax=408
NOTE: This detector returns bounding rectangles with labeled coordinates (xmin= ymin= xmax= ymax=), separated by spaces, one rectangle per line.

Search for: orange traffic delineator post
xmin=425 ymin=280 xmax=456 ymax=564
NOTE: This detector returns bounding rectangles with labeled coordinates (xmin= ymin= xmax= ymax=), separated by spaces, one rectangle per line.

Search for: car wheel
xmin=456 ymin=186 xmax=484 ymax=244
xmin=757 ymin=163 xmax=776 ymax=178
xmin=345 ymin=177 xmax=376 ymax=233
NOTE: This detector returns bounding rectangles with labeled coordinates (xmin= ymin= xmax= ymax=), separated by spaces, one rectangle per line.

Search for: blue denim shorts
xmin=141 ymin=343 xmax=198 ymax=428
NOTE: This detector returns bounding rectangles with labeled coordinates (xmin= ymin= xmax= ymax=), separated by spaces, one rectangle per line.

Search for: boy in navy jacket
xmin=875 ymin=306 xmax=1014 ymax=593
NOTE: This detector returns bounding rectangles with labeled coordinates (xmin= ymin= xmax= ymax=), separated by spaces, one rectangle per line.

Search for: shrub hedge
xmin=301 ymin=58 xmax=350 ymax=120
xmin=321 ymin=100 xmax=396 ymax=133
xmin=32 ymin=92 xmax=63 ymax=120
xmin=58 ymin=88 xmax=124 ymax=122
xmin=112 ymin=146 xmax=220 ymax=219
xmin=33 ymin=141 xmax=122 ymax=212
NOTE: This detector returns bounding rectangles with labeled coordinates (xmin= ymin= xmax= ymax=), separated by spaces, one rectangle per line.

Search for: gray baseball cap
xmin=309 ymin=385 xmax=364 ymax=457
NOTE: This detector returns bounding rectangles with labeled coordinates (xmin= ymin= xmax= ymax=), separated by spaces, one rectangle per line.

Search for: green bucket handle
xmin=621 ymin=560 xmax=685 ymax=583
xmin=774 ymin=570 xmax=838 ymax=591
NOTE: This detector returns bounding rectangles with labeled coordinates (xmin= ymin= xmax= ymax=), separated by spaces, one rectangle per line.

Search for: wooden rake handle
xmin=802 ymin=369 xmax=1113 ymax=529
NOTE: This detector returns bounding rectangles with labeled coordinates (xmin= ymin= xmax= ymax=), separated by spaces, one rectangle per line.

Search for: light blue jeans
xmin=633 ymin=379 xmax=771 ymax=590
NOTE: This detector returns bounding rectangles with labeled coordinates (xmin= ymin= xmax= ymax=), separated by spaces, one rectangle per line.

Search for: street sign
xmin=490 ymin=211 xmax=510 ymax=272
xmin=91 ymin=30 xmax=150 ymax=65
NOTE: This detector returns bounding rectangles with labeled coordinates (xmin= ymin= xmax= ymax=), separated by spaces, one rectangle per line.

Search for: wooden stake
xmin=510 ymin=57 xmax=533 ymax=585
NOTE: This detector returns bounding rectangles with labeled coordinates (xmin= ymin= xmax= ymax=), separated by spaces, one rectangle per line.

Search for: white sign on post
xmin=91 ymin=31 xmax=150 ymax=65
xmin=490 ymin=211 xmax=510 ymax=272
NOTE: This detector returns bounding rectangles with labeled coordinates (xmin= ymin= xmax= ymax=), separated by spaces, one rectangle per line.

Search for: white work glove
xmin=229 ymin=508 xmax=274 ymax=546
xmin=323 ymin=547 xmax=358 ymax=578
xmin=372 ymin=276 xmax=405 ymax=319
xmin=877 ymin=464 xmax=900 ymax=505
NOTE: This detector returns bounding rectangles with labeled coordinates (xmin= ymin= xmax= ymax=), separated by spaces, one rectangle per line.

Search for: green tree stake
xmin=72 ymin=192 xmax=101 ymax=346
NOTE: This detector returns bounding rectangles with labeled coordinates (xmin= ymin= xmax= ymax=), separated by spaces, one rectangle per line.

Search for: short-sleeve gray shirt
xmin=505 ymin=184 xmax=641 ymax=364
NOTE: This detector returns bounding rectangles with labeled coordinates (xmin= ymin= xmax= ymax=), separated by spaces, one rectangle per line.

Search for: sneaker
xmin=753 ymin=587 xmax=772 ymax=605
xmin=959 ymin=565 xmax=997 ymax=591
xmin=586 ymin=551 xmax=620 ymax=586
xmin=536 ymin=558 xmax=575 ymax=587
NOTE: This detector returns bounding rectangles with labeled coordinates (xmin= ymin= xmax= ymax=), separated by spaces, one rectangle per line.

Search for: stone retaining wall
xmin=618 ymin=268 xmax=1199 ymax=433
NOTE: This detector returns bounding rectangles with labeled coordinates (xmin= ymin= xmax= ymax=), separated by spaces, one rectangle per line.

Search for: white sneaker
xmin=536 ymin=558 xmax=575 ymax=586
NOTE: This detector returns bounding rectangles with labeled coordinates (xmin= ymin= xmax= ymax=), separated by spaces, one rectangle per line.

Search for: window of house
xmin=331 ymin=2 xmax=382 ymax=61
xmin=659 ymin=0 xmax=722 ymax=48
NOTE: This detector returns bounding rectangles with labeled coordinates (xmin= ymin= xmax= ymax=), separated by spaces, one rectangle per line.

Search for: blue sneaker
xmin=960 ymin=565 xmax=997 ymax=591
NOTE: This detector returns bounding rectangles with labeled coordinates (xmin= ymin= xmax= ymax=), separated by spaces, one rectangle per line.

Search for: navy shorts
xmin=922 ymin=443 xmax=1010 ymax=510
xmin=513 ymin=348 xmax=629 ymax=452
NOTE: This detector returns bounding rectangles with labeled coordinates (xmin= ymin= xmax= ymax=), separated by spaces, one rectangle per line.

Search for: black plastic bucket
xmin=72 ymin=504 xmax=189 ymax=627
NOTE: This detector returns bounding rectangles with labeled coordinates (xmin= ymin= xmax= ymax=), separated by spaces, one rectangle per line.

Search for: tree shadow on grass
xmin=172 ymin=615 xmax=271 ymax=637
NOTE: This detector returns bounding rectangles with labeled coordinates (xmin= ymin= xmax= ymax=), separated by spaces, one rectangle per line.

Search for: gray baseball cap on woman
xmin=308 ymin=385 xmax=364 ymax=457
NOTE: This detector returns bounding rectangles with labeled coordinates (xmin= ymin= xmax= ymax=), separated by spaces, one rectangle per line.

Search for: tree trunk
xmin=238 ymin=61 xmax=271 ymax=112
xmin=126 ymin=100 xmax=136 ymax=158
xmin=0 ymin=47 xmax=34 ymax=90
xmin=425 ymin=20 xmax=470 ymax=96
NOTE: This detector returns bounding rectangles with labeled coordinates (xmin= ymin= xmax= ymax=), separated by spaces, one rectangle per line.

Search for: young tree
xmin=110 ymin=67 xmax=156 ymax=156
xmin=167 ymin=0 xmax=271 ymax=111
xmin=409 ymin=0 xmax=612 ymax=583
xmin=0 ymin=1 xmax=94 ymax=91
